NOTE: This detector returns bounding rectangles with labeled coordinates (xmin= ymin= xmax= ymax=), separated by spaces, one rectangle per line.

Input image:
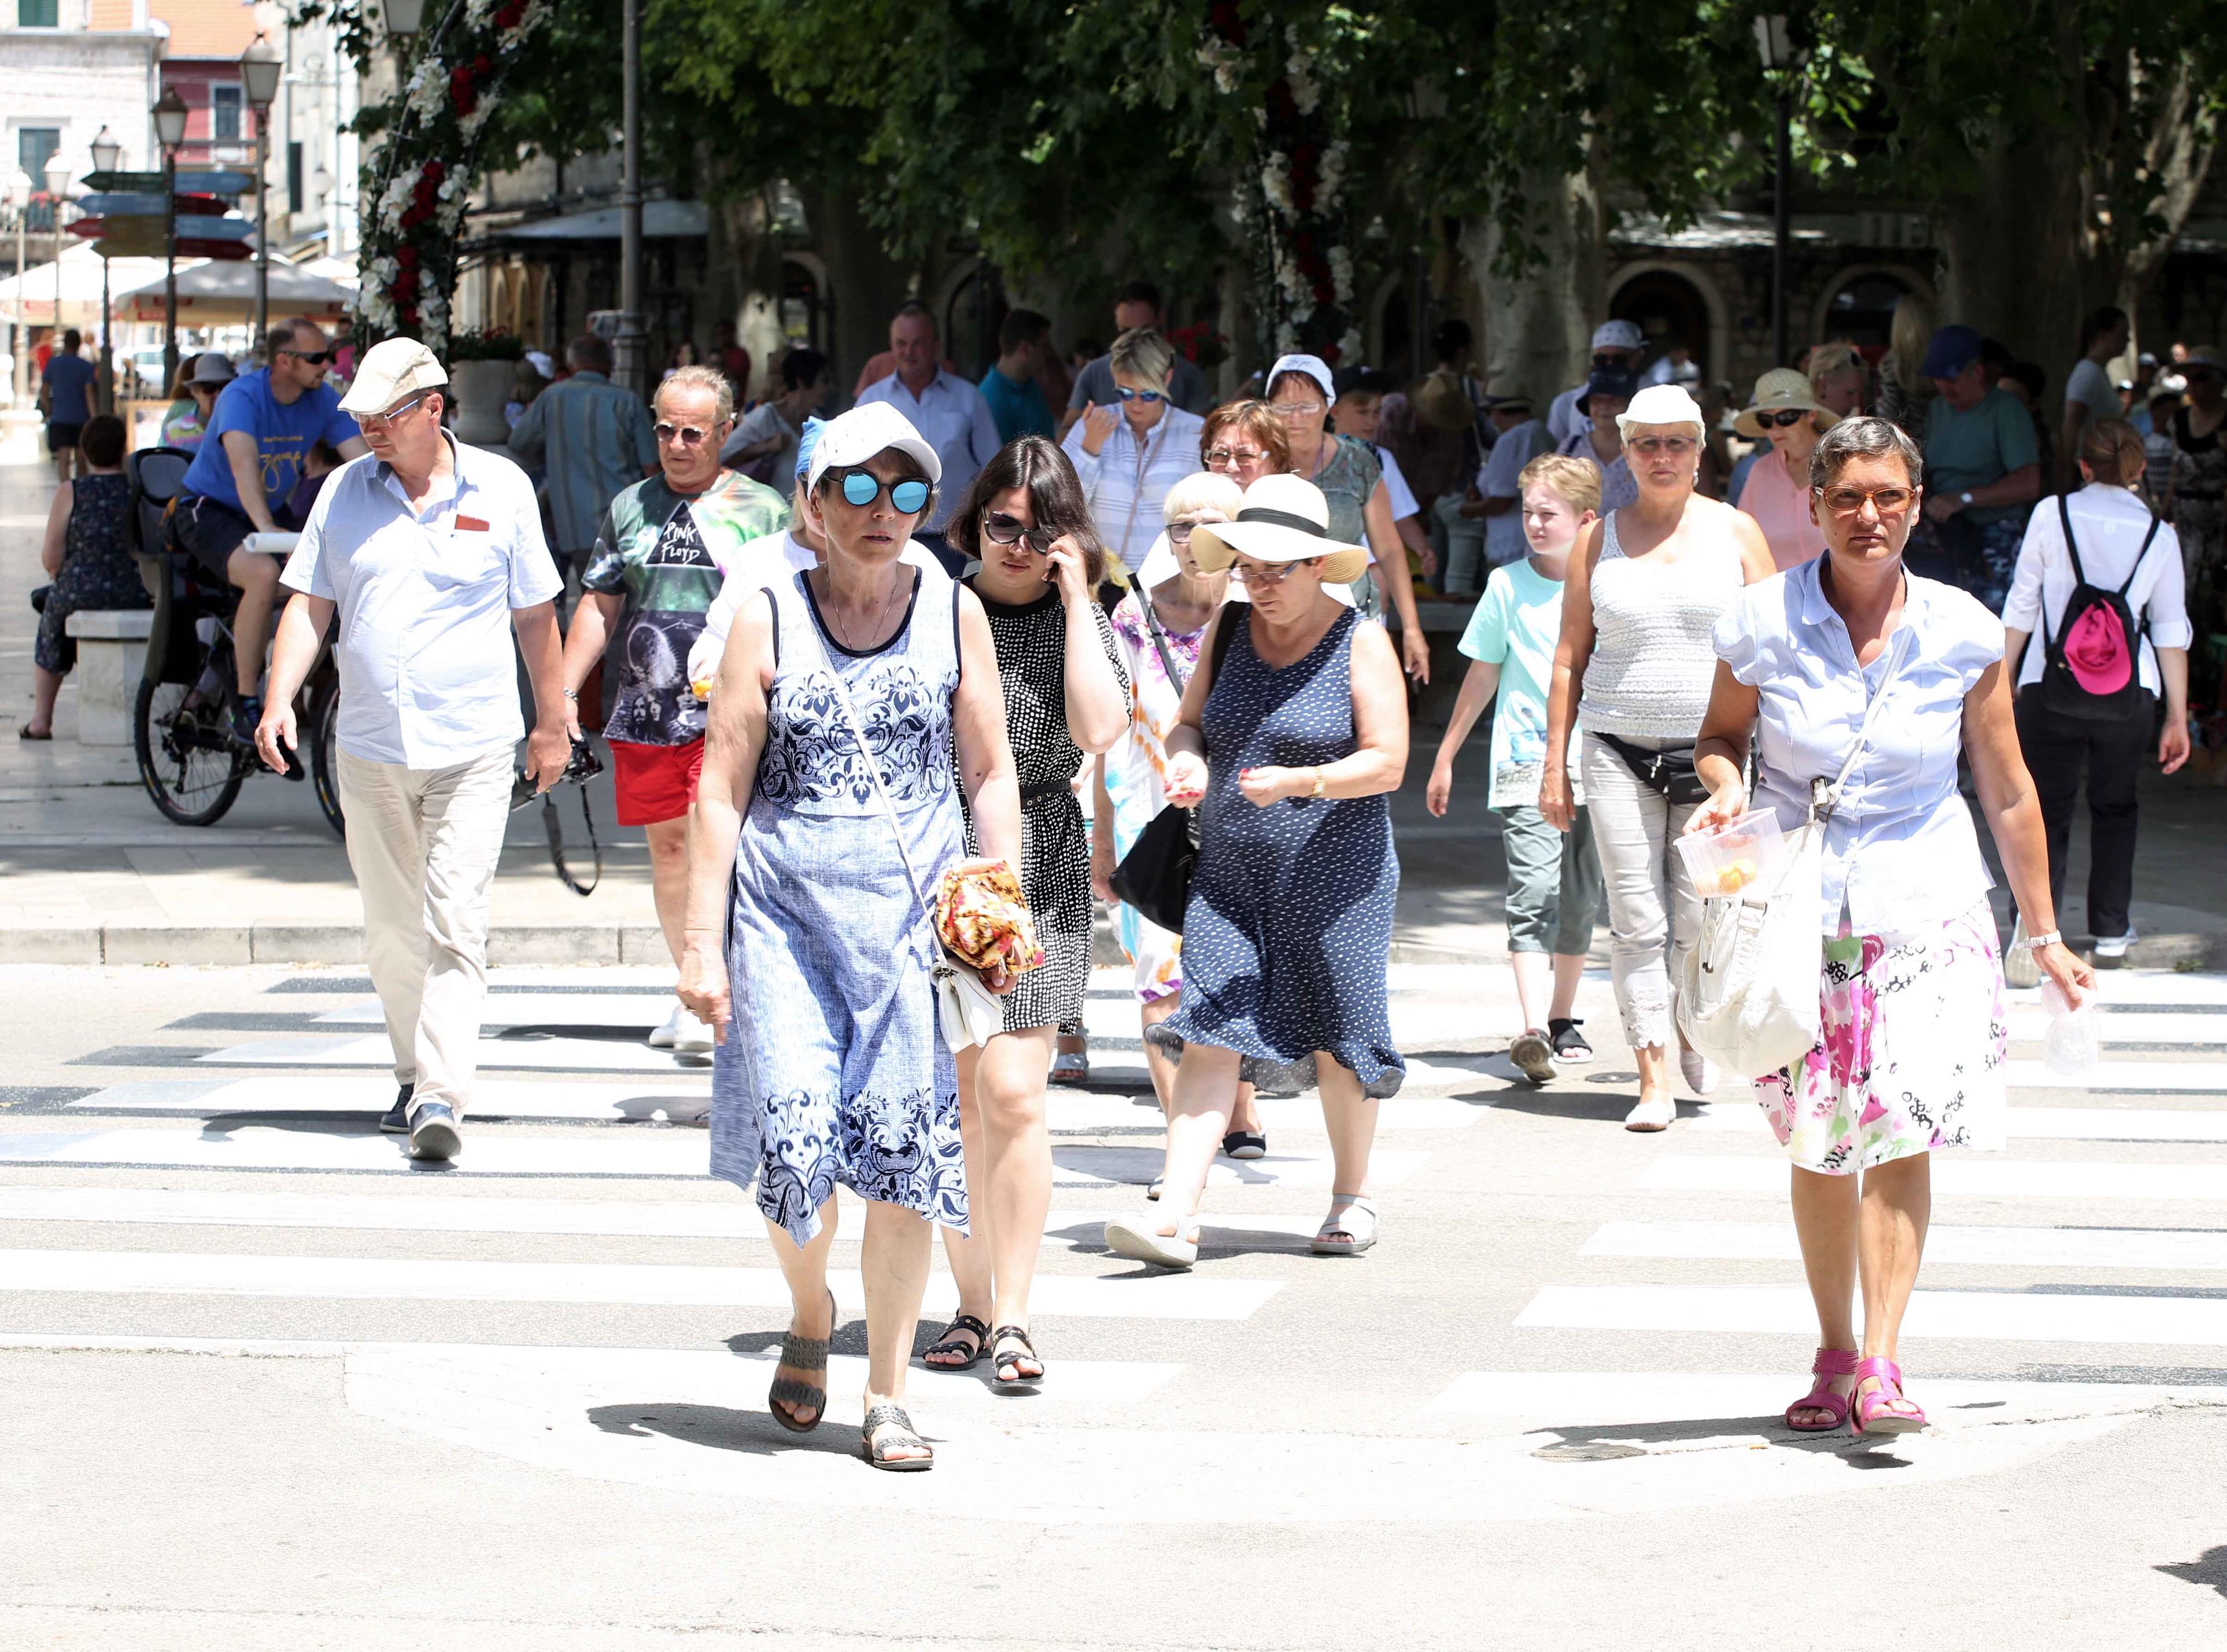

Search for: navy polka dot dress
xmin=1148 ymin=606 xmax=1404 ymax=1098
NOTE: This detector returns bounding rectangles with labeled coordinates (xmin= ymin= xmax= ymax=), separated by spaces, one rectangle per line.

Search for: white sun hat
xmin=805 ymin=401 xmax=941 ymax=493
xmin=1188 ymin=473 xmax=1369 ymax=586
xmin=1265 ymin=353 xmax=1337 ymax=407
xmin=1615 ymin=383 xmax=1709 ymax=441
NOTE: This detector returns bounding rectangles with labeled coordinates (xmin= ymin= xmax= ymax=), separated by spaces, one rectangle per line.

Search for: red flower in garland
xmin=1265 ymin=77 xmax=1296 ymax=124
xmin=422 ymin=159 xmax=445 ymax=183
xmin=450 ymin=65 xmax=477 ymax=117
xmin=1207 ymin=0 xmax=1245 ymax=46
xmin=1312 ymin=279 xmax=1336 ymax=305
xmin=396 ymin=244 xmax=419 ymax=268
xmin=493 ymin=0 xmax=524 ymax=27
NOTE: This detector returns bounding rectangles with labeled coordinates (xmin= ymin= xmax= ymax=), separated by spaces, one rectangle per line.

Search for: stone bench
xmin=63 ymin=609 xmax=153 ymax=747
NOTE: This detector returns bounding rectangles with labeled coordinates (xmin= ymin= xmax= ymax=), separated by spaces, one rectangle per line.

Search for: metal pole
xmin=99 ymin=254 xmax=111 ymax=414
xmin=1772 ymin=85 xmax=1791 ymax=369
xmin=255 ymin=118 xmax=270 ymax=347
xmin=162 ymin=146 xmax=179 ymax=391
xmin=613 ymin=0 xmax=647 ymax=395
xmin=13 ymin=212 xmax=26 ymax=406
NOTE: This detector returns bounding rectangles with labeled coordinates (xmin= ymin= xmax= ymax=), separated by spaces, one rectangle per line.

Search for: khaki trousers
xmin=336 ymin=746 xmax=514 ymax=1116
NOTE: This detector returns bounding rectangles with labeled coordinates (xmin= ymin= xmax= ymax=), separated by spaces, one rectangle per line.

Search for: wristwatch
xmin=2020 ymin=928 xmax=2062 ymax=953
xmin=1958 ymin=490 xmax=1974 ymax=507
xmin=1310 ymin=767 xmax=1327 ymax=799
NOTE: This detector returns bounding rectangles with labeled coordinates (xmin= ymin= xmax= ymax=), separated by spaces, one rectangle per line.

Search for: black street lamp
xmin=241 ymin=35 xmax=284 ymax=353
xmin=89 ymin=125 xmax=120 ymax=412
xmin=1754 ymin=14 xmax=1801 ymax=369
xmin=153 ymin=86 xmax=190 ymax=390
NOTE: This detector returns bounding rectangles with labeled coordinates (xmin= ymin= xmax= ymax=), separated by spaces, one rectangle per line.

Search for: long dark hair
xmin=946 ymin=434 xmax=1107 ymax=584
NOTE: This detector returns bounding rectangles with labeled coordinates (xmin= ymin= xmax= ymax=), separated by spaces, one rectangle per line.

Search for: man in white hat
xmin=255 ymin=336 xmax=571 ymax=1163
xmin=1548 ymin=320 xmax=1646 ymax=446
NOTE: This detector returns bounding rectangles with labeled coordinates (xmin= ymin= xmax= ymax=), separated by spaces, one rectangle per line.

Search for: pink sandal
xmin=1783 ymin=1346 xmax=1859 ymax=1433
xmin=1850 ymin=1356 xmax=1927 ymax=1435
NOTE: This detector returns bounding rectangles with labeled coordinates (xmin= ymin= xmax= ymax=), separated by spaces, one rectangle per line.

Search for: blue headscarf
xmin=795 ymin=415 xmax=826 ymax=484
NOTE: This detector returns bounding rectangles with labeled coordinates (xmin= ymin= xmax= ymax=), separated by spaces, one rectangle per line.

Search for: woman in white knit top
xmin=1541 ymin=384 xmax=1777 ymax=1130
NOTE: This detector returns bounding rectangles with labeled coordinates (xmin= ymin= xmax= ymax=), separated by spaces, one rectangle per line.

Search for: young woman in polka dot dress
xmin=927 ymin=437 xmax=1129 ymax=1389
xmin=1107 ymin=473 xmax=1408 ymax=1270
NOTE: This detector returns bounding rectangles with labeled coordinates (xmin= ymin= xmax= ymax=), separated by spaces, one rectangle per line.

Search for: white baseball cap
xmin=1266 ymin=353 xmax=1337 ymax=407
xmin=805 ymin=401 xmax=942 ymax=493
xmin=1616 ymin=383 xmax=1709 ymax=439
xmin=1591 ymin=319 xmax=1645 ymax=351
xmin=338 ymin=337 xmax=448 ymax=415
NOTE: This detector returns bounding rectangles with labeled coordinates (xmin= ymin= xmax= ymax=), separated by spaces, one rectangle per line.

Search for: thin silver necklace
xmin=822 ymin=567 xmax=903 ymax=650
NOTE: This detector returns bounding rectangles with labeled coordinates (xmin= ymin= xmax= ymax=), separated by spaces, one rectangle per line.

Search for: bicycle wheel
xmin=309 ymin=675 xmax=346 ymax=839
xmin=134 ymin=674 xmax=246 ymax=826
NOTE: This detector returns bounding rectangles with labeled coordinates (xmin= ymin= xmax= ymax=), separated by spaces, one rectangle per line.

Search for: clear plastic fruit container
xmin=1675 ymin=808 xmax=1788 ymax=899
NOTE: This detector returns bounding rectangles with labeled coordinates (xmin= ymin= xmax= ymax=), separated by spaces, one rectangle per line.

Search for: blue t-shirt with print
xmin=181 ymin=369 xmax=360 ymax=515
xmin=42 ymin=352 xmax=97 ymax=425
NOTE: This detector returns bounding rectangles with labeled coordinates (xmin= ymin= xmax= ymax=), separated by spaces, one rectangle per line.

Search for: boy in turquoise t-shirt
xmin=1427 ymin=454 xmax=1607 ymax=1083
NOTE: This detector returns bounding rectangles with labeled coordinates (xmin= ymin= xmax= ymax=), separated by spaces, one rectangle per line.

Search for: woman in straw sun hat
xmin=1734 ymin=368 xmax=1842 ymax=572
xmin=1105 ymin=473 xmax=1409 ymax=1269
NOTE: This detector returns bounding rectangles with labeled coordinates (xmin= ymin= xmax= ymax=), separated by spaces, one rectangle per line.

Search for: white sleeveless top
xmin=1577 ymin=509 xmax=1746 ymax=740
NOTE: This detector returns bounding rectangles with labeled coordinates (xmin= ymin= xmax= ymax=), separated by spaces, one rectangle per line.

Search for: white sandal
xmin=1104 ymin=1214 xmax=1198 ymax=1270
xmin=1624 ymin=1095 xmax=1675 ymax=1132
xmin=1311 ymin=1195 xmax=1378 ymax=1256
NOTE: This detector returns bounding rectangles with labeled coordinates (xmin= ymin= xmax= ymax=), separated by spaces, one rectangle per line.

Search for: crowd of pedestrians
xmin=30 ymin=273 xmax=2216 ymax=1476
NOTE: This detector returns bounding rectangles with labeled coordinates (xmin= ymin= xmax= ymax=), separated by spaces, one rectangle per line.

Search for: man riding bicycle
xmin=169 ymin=317 xmax=368 ymax=742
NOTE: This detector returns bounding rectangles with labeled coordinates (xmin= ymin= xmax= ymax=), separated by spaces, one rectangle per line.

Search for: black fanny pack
xmin=1592 ymin=732 xmax=1710 ymax=805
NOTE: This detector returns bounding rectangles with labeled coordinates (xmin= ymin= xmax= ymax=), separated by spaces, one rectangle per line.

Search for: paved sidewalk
xmin=6 ymin=458 xmax=2224 ymax=968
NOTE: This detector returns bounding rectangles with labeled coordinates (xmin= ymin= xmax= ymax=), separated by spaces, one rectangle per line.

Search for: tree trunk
xmin=1461 ymin=161 xmax=1602 ymax=405
xmin=1934 ymin=121 xmax=2087 ymax=373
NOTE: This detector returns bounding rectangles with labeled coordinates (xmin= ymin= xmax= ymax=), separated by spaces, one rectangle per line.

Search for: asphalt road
xmin=3 ymin=958 xmax=2226 ymax=1649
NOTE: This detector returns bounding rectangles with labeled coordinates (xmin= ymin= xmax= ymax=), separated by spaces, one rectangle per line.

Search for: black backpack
xmin=2029 ymin=493 xmax=2156 ymax=724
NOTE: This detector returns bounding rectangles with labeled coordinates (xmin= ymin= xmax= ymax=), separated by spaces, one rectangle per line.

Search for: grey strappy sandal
xmin=768 ymin=1288 xmax=836 ymax=1433
xmin=861 ymin=1401 xmax=934 ymax=1471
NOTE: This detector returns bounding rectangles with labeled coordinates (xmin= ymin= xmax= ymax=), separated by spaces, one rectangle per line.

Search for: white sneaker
xmin=1624 ymin=1095 xmax=1676 ymax=1132
xmin=2093 ymin=926 xmax=2135 ymax=964
xmin=647 ymin=1003 xmax=680 ymax=1049
xmin=2004 ymin=916 xmax=2040 ymax=988
xmin=649 ymin=1001 xmax=714 ymax=1054
xmin=1678 ymin=1047 xmax=1720 ymax=1097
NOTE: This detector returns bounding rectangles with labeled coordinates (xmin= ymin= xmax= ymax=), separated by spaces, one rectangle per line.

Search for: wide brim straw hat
xmin=1189 ymin=473 xmax=1370 ymax=586
xmin=1732 ymin=367 xmax=1842 ymax=440
xmin=1615 ymin=383 xmax=1710 ymax=441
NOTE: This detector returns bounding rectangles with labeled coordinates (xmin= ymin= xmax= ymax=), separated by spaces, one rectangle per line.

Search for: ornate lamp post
xmin=43 ymin=149 xmax=70 ymax=354
xmin=153 ymin=86 xmax=189 ymax=390
xmin=241 ymin=34 xmax=284 ymax=351
xmin=6 ymin=169 xmax=30 ymax=408
xmin=1753 ymin=14 xmax=1801 ymax=369
xmin=89 ymin=126 xmax=120 ymax=411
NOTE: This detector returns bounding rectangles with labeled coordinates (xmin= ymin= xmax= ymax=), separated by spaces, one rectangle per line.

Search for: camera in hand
xmin=512 ymin=738 xmax=604 ymax=811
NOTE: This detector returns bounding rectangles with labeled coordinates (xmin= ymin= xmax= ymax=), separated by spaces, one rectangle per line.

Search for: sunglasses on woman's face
xmin=1230 ymin=558 xmax=1307 ymax=586
xmin=1630 ymin=435 xmax=1698 ymax=456
xmin=980 ymin=510 xmax=1058 ymax=553
xmin=835 ymin=469 xmax=931 ymax=514
xmin=1115 ymin=386 xmax=1166 ymax=404
xmin=1753 ymin=408 xmax=1811 ymax=429
xmin=1205 ymin=446 xmax=1268 ymax=468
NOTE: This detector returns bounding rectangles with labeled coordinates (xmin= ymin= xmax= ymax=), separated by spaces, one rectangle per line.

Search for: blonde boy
xmin=1427 ymin=454 xmax=1606 ymax=1081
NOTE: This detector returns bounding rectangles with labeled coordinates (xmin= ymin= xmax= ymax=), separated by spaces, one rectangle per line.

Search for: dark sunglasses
xmin=1115 ymin=386 xmax=1166 ymax=404
xmin=654 ymin=422 xmax=712 ymax=446
xmin=1754 ymin=408 xmax=1812 ymax=429
xmin=981 ymin=510 xmax=1057 ymax=553
xmin=280 ymin=348 xmax=333 ymax=365
xmin=835 ymin=469 xmax=931 ymax=514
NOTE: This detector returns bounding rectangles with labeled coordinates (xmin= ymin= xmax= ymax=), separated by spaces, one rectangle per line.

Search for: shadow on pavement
xmin=2155 ymin=1545 xmax=2227 ymax=1598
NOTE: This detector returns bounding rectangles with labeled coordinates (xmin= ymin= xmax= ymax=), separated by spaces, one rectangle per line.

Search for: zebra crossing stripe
xmin=2005 ymin=1010 xmax=2227 ymax=1047
xmin=1421 ymin=1370 xmax=2221 ymax=1422
xmin=1688 ymin=1103 xmax=2227 ymax=1142
xmin=201 ymin=1034 xmax=707 ymax=1076
xmin=1515 ymin=1283 xmax=2227 ymax=1346
xmin=67 ymin=1077 xmax=709 ymax=1122
xmin=1640 ymin=1154 xmax=2227 ymax=1202
xmin=1582 ymin=1219 xmax=2227 ymax=1271
xmin=2001 ymin=1061 xmax=2227 ymax=1095
xmin=0 ymin=1246 xmax=1282 ymax=1320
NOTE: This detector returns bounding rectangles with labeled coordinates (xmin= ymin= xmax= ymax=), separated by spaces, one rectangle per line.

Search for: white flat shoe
xmin=1624 ymin=1095 xmax=1676 ymax=1132
xmin=668 ymin=1004 xmax=714 ymax=1054
xmin=1104 ymin=1215 xmax=1198 ymax=1270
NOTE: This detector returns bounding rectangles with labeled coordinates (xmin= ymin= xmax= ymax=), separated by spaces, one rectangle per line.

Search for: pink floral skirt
xmin=1756 ymin=898 xmax=2008 ymax=1175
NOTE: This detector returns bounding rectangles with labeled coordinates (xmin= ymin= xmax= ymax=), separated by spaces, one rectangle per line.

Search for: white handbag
xmin=799 ymin=602 xmax=1004 ymax=1051
xmin=1677 ymin=631 xmax=1909 ymax=1079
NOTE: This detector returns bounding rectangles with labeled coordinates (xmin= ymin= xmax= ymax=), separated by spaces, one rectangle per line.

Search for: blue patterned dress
xmin=1147 ymin=606 xmax=1405 ymax=1098
xmin=710 ymin=568 xmax=970 ymax=1244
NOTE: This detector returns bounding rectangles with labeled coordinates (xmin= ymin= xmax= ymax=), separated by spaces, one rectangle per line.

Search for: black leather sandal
xmin=768 ymin=1289 xmax=835 ymax=1433
xmin=861 ymin=1401 xmax=933 ymax=1471
xmin=989 ymin=1324 xmax=1044 ymax=1392
xmin=922 ymin=1312 xmax=990 ymax=1371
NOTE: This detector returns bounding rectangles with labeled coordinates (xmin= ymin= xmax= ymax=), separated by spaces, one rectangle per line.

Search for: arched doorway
xmin=1611 ymin=269 xmax=1713 ymax=381
xmin=1816 ymin=268 xmax=1919 ymax=351
xmin=780 ymin=257 xmax=828 ymax=356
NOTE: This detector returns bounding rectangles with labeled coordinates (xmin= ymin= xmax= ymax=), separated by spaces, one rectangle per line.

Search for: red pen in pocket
xmin=455 ymin=514 xmax=491 ymax=532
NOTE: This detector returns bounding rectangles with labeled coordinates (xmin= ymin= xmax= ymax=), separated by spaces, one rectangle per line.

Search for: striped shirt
xmin=505 ymin=371 xmax=657 ymax=554
xmin=1062 ymin=404 xmax=1206 ymax=576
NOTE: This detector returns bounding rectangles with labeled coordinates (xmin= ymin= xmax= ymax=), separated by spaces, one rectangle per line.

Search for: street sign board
xmin=72 ymin=215 xmax=253 ymax=243
xmin=96 ymin=235 xmax=252 ymax=263
xmin=76 ymin=192 xmax=233 ymax=219
xmin=83 ymin=168 xmax=253 ymax=197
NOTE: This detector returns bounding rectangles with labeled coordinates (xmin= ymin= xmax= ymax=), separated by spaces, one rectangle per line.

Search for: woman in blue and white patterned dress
xmin=679 ymin=404 xmax=1024 ymax=1472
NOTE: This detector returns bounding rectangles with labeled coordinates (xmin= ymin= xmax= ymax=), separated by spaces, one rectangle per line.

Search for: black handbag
xmin=1107 ymin=599 xmax=1234 ymax=933
xmin=1591 ymin=731 xmax=1710 ymax=805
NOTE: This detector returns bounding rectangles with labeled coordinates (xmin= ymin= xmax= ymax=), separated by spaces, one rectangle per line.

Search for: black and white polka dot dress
xmin=966 ymin=583 xmax=1127 ymax=1033
xmin=1145 ymin=606 xmax=1405 ymax=1097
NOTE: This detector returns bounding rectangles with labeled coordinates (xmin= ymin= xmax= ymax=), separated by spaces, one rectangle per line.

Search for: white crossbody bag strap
xmin=1812 ymin=625 xmax=1913 ymax=822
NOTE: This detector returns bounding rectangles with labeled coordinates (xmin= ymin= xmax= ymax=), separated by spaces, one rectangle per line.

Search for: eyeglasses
xmin=981 ymin=510 xmax=1057 ymax=553
xmin=1269 ymin=401 xmax=1326 ymax=420
xmin=834 ymin=469 xmax=931 ymax=514
xmin=655 ymin=422 xmax=713 ymax=446
xmin=356 ymin=394 xmax=425 ymax=430
xmin=1753 ymin=408 xmax=1812 ymax=430
xmin=1167 ymin=521 xmax=1212 ymax=543
xmin=1115 ymin=386 xmax=1166 ymax=404
xmin=1205 ymin=446 xmax=1270 ymax=468
xmin=1629 ymin=435 xmax=1699 ymax=456
xmin=280 ymin=348 xmax=333 ymax=366
xmin=1814 ymin=485 xmax=1916 ymax=517
xmin=1229 ymin=558 xmax=1308 ymax=586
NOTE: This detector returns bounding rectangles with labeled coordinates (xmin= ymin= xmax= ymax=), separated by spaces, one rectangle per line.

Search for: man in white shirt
xmin=1548 ymin=320 xmax=1646 ymax=446
xmin=855 ymin=300 xmax=1002 ymax=574
xmin=256 ymin=339 xmax=571 ymax=1163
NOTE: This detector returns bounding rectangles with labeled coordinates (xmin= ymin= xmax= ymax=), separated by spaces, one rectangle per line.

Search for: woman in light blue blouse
xmin=1689 ymin=416 xmax=2092 ymax=1439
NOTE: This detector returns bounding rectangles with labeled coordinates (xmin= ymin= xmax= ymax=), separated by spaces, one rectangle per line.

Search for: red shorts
xmin=608 ymin=738 xmax=705 ymax=826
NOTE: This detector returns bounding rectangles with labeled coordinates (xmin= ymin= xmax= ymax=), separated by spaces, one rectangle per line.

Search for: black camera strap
xmin=542 ymin=784 xmax=601 ymax=896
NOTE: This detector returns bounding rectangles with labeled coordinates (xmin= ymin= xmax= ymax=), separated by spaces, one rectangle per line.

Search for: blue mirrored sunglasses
xmin=837 ymin=470 xmax=931 ymax=514
xmin=1115 ymin=386 xmax=1166 ymax=404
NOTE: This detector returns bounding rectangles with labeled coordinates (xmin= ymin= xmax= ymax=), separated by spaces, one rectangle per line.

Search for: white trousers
xmin=1580 ymin=731 xmax=1703 ymax=1051
xmin=336 ymin=746 xmax=514 ymax=1115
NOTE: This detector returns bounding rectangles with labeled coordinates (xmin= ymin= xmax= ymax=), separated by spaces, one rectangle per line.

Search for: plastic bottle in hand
xmin=2040 ymin=976 xmax=2099 ymax=1077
